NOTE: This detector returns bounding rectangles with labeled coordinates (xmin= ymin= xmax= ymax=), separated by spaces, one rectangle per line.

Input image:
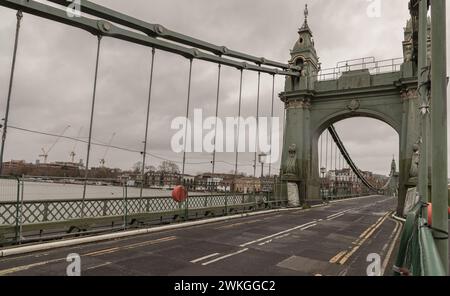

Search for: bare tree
xmin=158 ymin=161 xmax=180 ymax=174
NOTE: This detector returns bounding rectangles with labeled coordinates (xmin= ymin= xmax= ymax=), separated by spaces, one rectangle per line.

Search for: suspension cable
xmin=82 ymin=35 xmax=102 ymax=215
xmin=330 ymin=133 xmax=334 ymax=175
xmin=325 ymin=130 xmax=329 ymax=172
xmin=212 ymin=64 xmax=222 ymax=175
xmin=268 ymin=74 xmax=275 ymax=177
xmin=234 ymin=70 xmax=244 ymax=184
xmin=320 ymin=132 xmax=323 ymax=170
xmin=140 ymin=48 xmax=156 ymax=198
xmin=253 ymin=71 xmax=261 ymax=178
xmin=335 ymin=144 xmax=338 ymax=172
xmin=0 ymin=11 xmax=23 ymax=175
xmin=181 ymin=59 xmax=193 ymax=178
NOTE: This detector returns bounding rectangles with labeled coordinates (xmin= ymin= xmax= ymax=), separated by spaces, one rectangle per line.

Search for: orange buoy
xmin=427 ymin=203 xmax=432 ymax=226
xmin=172 ymin=185 xmax=188 ymax=203
xmin=426 ymin=203 xmax=450 ymax=226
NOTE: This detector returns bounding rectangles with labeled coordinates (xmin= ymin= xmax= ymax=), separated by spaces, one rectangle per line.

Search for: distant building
xmin=322 ymin=168 xmax=389 ymax=196
xmin=145 ymin=171 xmax=180 ymax=189
xmin=2 ymin=160 xmax=83 ymax=177
xmin=234 ymin=177 xmax=261 ymax=193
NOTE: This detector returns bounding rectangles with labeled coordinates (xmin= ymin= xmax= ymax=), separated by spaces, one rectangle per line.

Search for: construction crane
xmin=69 ymin=126 xmax=83 ymax=163
xmin=100 ymin=132 xmax=116 ymax=168
xmin=39 ymin=125 xmax=71 ymax=163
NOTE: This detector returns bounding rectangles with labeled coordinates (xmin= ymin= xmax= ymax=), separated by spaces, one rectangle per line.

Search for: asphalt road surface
xmin=0 ymin=195 xmax=402 ymax=276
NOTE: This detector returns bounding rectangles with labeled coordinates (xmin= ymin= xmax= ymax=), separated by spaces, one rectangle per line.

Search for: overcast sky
xmin=0 ymin=0 xmax=449 ymax=177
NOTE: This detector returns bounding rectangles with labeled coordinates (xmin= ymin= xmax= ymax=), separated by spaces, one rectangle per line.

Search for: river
xmin=0 ymin=179 xmax=180 ymax=202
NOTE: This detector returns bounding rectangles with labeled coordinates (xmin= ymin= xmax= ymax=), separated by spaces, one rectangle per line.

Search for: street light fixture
xmin=258 ymin=153 xmax=267 ymax=178
xmin=320 ymin=167 xmax=326 ymax=200
xmin=320 ymin=167 xmax=326 ymax=178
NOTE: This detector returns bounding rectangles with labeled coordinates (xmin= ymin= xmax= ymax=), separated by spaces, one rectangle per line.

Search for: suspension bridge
xmin=0 ymin=0 xmax=448 ymax=276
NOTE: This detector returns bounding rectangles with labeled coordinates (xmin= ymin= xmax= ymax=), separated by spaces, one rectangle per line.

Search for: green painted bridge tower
xmin=280 ymin=5 xmax=426 ymax=216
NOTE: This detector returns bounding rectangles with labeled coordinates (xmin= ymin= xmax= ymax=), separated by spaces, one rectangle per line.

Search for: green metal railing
xmin=0 ymin=176 xmax=283 ymax=246
xmin=0 ymin=193 xmax=274 ymax=225
xmin=394 ymin=203 xmax=446 ymax=276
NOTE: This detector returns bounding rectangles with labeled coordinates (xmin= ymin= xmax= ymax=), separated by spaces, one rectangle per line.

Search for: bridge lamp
xmin=258 ymin=153 xmax=267 ymax=179
xmin=320 ymin=167 xmax=326 ymax=178
xmin=320 ymin=167 xmax=327 ymax=199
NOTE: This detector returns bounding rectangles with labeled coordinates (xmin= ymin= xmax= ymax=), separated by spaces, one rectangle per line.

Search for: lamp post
xmin=258 ymin=153 xmax=267 ymax=195
xmin=320 ymin=167 xmax=326 ymax=200
xmin=258 ymin=153 xmax=267 ymax=179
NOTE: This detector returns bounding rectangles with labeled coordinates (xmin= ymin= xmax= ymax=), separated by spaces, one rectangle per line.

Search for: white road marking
xmin=326 ymin=209 xmax=352 ymax=220
xmin=86 ymin=262 xmax=112 ymax=271
xmin=190 ymin=253 xmax=220 ymax=264
xmin=258 ymin=232 xmax=294 ymax=246
xmin=381 ymin=218 xmax=402 ymax=275
xmin=274 ymin=233 xmax=291 ymax=240
xmin=327 ymin=213 xmax=345 ymax=221
xmin=301 ymin=224 xmax=317 ymax=231
xmin=201 ymin=249 xmax=249 ymax=266
xmin=258 ymin=240 xmax=273 ymax=246
xmin=239 ymin=221 xmax=317 ymax=247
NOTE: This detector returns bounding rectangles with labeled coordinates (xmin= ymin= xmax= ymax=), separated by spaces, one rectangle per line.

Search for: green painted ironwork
xmin=0 ymin=178 xmax=278 ymax=245
xmin=394 ymin=203 xmax=446 ymax=276
xmin=0 ymin=0 xmax=299 ymax=77
xmin=0 ymin=193 xmax=270 ymax=225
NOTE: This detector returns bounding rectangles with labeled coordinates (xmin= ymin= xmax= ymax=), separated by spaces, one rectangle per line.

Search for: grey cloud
xmin=0 ymin=0 xmax=449 ymax=176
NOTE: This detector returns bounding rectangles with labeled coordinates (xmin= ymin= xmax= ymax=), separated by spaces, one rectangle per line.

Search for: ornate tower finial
xmin=304 ymin=4 xmax=309 ymax=26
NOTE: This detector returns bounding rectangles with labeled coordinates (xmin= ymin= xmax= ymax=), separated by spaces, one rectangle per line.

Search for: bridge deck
xmin=0 ymin=196 xmax=402 ymax=276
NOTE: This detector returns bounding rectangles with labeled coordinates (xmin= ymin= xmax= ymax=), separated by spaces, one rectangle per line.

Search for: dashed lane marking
xmin=215 ymin=219 xmax=263 ymax=230
xmin=201 ymin=248 xmax=249 ymax=266
xmin=301 ymin=224 xmax=317 ymax=231
xmin=190 ymin=253 xmax=220 ymax=264
xmin=86 ymin=262 xmax=112 ymax=271
xmin=239 ymin=221 xmax=317 ymax=247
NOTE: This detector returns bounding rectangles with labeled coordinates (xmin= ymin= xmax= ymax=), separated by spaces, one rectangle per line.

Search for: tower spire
xmin=304 ymin=4 xmax=309 ymax=27
xmin=299 ymin=3 xmax=312 ymax=34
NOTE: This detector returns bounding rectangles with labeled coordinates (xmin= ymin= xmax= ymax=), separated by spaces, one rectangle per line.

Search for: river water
xmin=0 ymin=179 xmax=179 ymax=202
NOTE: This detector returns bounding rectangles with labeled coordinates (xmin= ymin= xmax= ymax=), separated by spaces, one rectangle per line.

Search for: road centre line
xmin=0 ymin=258 xmax=65 ymax=276
xmin=86 ymin=262 xmax=112 ymax=271
xmin=326 ymin=213 xmax=345 ymax=221
xmin=301 ymin=224 xmax=317 ymax=231
xmin=84 ymin=236 xmax=177 ymax=257
xmin=215 ymin=219 xmax=263 ymax=230
xmin=326 ymin=209 xmax=352 ymax=219
xmin=201 ymin=248 xmax=249 ymax=266
xmin=239 ymin=221 xmax=317 ymax=247
xmin=190 ymin=253 xmax=220 ymax=264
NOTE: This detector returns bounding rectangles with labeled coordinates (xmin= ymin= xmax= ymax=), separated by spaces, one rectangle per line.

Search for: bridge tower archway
xmin=279 ymin=6 xmax=422 ymax=216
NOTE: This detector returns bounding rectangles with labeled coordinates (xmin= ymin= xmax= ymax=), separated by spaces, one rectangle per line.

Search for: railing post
xmin=184 ymin=195 xmax=189 ymax=221
xmin=19 ymin=178 xmax=24 ymax=244
xmin=123 ymin=183 xmax=128 ymax=230
xmin=14 ymin=177 xmax=20 ymax=243
xmin=418 ymin=0 xmax=430 ymax=219
xmin=102 ymin=200 xmax=108 ymax=216
xmin=431 ymin=0 xmax=449 ymax=275
xmin=43 ymin=202 xmax=49 ymax=222
xmin=224 ymin=192 xmax=228 ymax=216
